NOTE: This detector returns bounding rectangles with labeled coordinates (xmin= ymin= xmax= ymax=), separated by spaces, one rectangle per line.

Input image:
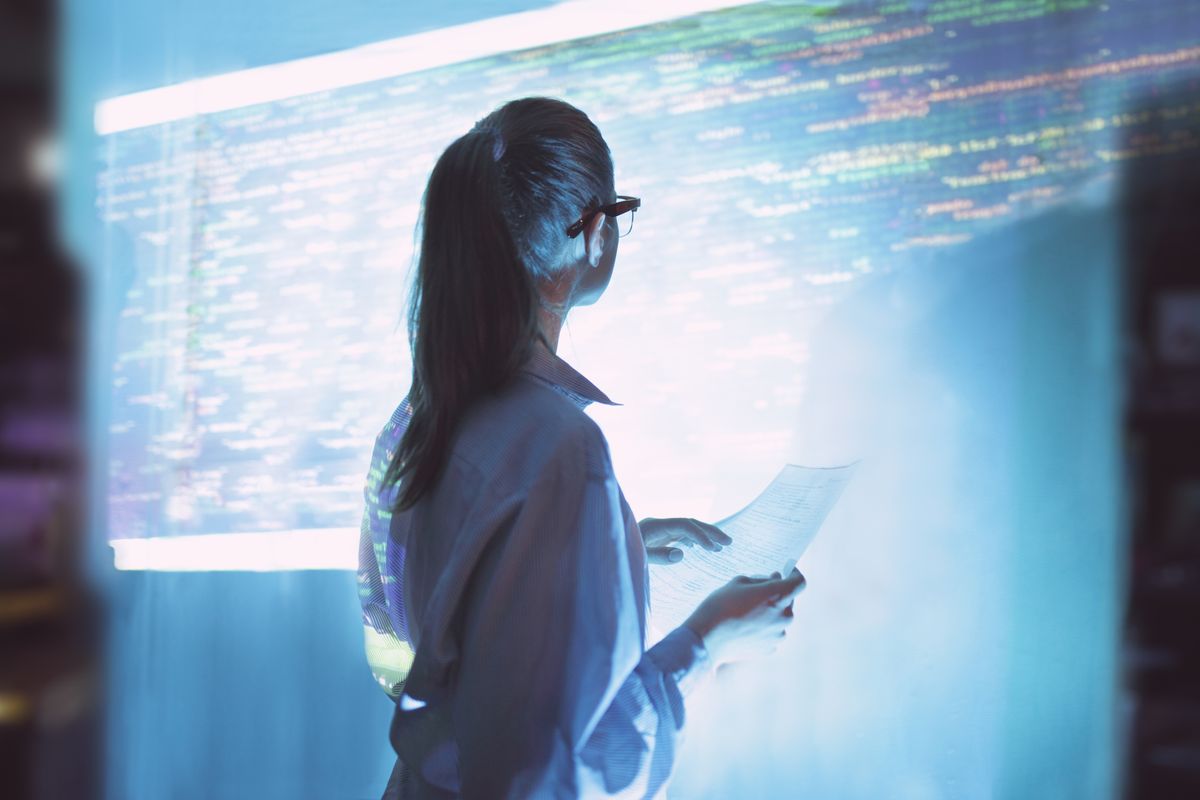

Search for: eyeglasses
xmin=566 ymin=195 xmax=641 ymax=239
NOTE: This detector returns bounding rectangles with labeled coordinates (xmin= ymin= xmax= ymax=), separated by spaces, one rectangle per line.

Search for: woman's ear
xmin=582 ymin=211 xmax=608 ymax=269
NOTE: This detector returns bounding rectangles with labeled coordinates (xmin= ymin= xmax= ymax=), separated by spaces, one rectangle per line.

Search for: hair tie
xmin=471 ymin=122 xmax=506 ymax=163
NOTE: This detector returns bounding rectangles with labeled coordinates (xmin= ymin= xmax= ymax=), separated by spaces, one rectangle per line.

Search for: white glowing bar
xmin=94 ymin=0 xmax=757 ymax=135
xmin=110 ymin=528 xmax=358 ymax=571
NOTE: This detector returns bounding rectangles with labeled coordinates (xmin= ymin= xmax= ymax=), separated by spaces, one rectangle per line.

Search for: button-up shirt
xmin=357 ymin=343 xmax=712 ymax=798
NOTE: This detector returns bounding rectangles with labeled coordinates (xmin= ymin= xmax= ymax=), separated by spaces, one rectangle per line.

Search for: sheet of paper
xmin=648 ymin=463 xmax=857 ymax=634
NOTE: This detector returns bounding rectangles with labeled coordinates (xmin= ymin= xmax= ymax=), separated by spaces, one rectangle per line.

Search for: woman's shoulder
xmin=456 ymin=375 xmax=611 ymax=478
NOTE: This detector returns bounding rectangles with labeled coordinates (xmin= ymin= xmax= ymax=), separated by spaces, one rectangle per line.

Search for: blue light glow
xmin=81 ymin=0 xmax=1200 ymax=796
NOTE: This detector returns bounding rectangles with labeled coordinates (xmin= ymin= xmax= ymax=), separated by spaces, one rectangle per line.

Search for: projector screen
xmin=95 ymin=0 xmax=1193 ymax=571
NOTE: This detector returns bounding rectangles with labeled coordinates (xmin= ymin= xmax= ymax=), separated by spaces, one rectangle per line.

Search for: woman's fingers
xmin=765 ymin=570 xmax=806 ymax=610
xmin=645 ymin=518 xmax=732 ymax=552
xmin=684 ymin=519 xmax=723 ymax=551
xmin=776 ymin=568 xmax=806 ymax=597
xmin=646 ymin=546 xmax=684 ymax=564
xmin=692 ymin=519 xmax=733 ymax=547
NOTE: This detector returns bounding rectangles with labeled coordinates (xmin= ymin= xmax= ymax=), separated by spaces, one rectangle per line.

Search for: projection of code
xmin=96 ymin=0 xmax=1198 ymax=561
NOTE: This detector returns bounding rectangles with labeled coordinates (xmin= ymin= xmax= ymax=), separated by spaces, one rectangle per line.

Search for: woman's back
xmin=398 ymin=345 xmax=646 ymax=690
xmin=364 ymin=344 xmax=685 ymax=797
xmin=358 ymin=97 xmax=803 ymax=799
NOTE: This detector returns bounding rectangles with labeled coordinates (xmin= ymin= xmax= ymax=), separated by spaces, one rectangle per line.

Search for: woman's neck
xmin=537 ymin=306 xmax=564 ymax=353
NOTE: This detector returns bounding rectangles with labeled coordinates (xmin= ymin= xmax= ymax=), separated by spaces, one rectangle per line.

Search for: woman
xmin=358 ymin=97 xmax=806 ymax=799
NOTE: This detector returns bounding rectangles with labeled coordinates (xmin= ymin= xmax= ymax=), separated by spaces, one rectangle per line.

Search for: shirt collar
xmin=520 ymin=340 xmax=619 ymax=409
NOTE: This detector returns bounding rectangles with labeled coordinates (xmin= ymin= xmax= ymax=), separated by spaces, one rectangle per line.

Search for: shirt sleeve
xmin=450 ymin=421 xmax=712 ymax=799
xmin=357 ymin=399 xmax=416 ymax=698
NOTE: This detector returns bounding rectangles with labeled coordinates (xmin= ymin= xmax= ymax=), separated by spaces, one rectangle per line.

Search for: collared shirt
xmin=357 ymin=343 xmax=712 ymax=798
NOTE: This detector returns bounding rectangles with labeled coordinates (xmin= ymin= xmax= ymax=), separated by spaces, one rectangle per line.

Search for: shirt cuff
xmin=647 ymin=624 xmax=714 ymax=697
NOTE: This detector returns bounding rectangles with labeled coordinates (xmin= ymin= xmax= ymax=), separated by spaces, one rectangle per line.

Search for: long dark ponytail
xmin=385 ymin=98 xmax=615 ymax=511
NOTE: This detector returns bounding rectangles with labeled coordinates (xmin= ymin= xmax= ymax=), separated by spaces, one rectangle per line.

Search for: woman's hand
xmin=683 ymin=568 xmax=806 ymax=666
xmin=639 ymin=517 xmax=733 ymax=565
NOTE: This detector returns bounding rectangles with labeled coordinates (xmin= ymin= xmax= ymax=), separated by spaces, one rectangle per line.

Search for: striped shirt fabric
xmin=357 ymin=342 xmax=712 ymax=798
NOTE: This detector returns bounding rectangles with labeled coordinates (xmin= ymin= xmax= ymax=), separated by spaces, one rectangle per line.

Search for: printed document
xmin=649 ymin=463 xmax=857 ymax=633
